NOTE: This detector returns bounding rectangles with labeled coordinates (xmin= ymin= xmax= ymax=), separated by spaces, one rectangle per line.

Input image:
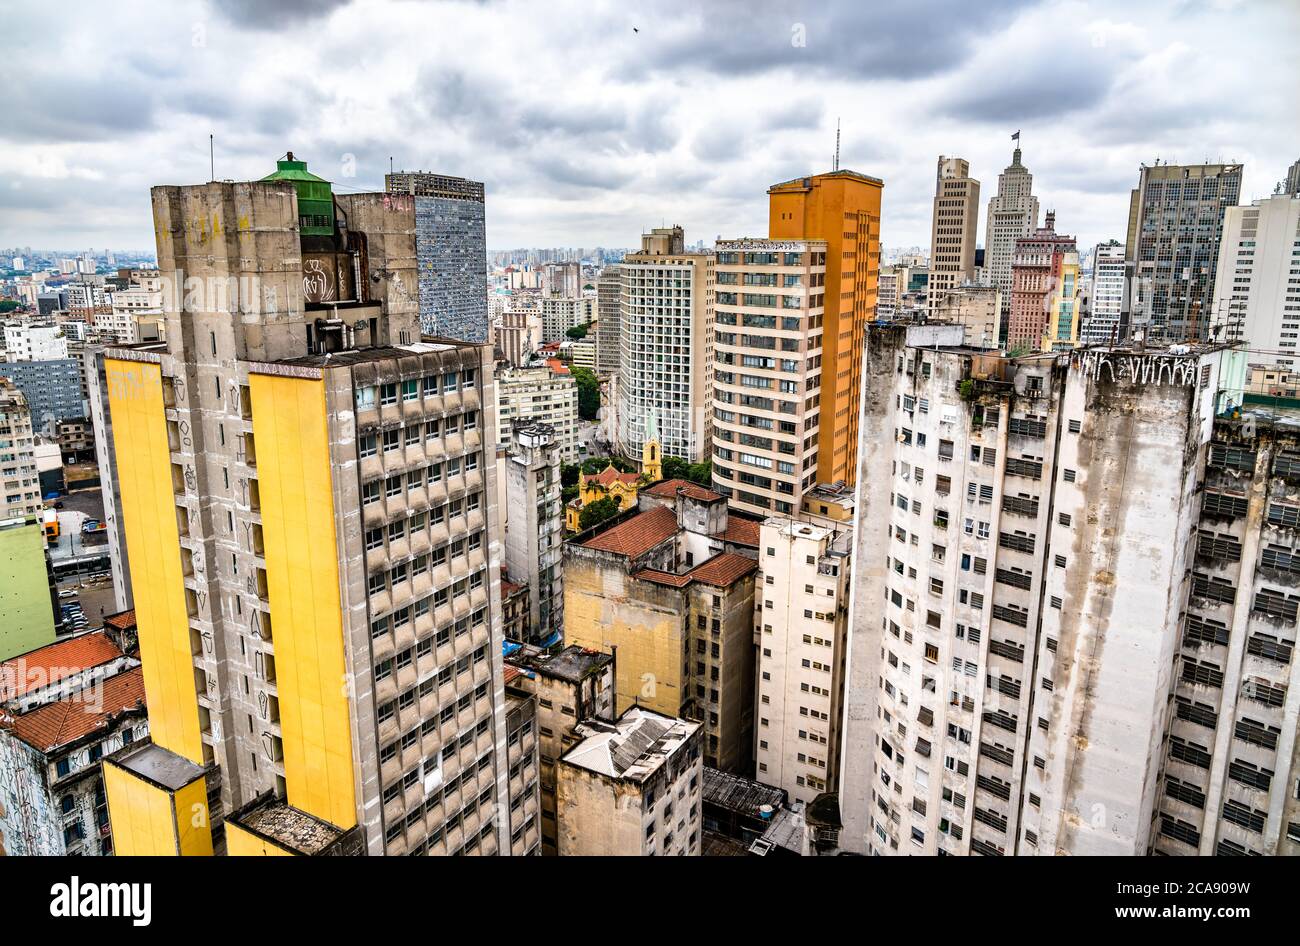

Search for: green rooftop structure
xmin=261 ymin=152 xmax=336 ymax=236
xmin=0 ymin=517 xmax=58 ymax=661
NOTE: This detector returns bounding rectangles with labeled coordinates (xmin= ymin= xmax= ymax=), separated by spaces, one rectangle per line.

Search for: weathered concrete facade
xmin=839 ymin=323 xmax=1239 ymax=855
xmin=556 ymin=707 xmax=703 ymax=856
xmin=564 ymin=488 xmax=757 ymax=773
xmin=99 ymin=161 xmax=514 ymax=856
xmin=505 ymin=644 xmax=614 ymax=854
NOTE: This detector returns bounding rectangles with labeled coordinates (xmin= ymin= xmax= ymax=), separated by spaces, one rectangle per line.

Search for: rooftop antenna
xmin=389 ymin=156 xmax=394 ymax=176
xmin=833 ymin=118 xmax=841 ymax=172
xmin=209 ymin=134 xmax=214 ymax=182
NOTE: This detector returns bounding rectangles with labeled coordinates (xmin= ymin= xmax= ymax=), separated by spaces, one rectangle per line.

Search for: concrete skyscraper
xmin=768 ymin=170 xmax=884 ymax=488
xmin=503 ymin=422 xmax=564 ymax=647
xmin=1210 ymin=191 xmax=1300 ymax=366
xmin=1124 ymin=162 xmax=1243 ymax=343
xmin=711 ymin=238 xmax=827 ymax=517
xmin=385 ymin=170 xmax=489 ymax=343
xmin=616 ymin=226 xmax=714 ymax=466
xmin=99 ymin=156 xmax=521 ymax=856
xmin=594 ymin=264 xmax=622 ymax=375
xmin=984 ymin=147 xmax=1039 ymax=338
xmin=836 ymin=323 xmax=1300 ymax=857
xmin=1081 ymin=241 xmax=1126 ymax=346
xmin=927 ymin=157 xmax=981 ymax=312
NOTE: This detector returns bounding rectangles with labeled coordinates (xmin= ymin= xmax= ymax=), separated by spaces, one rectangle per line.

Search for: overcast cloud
xmin=2 ymin=0 xmax=1296 ymax=254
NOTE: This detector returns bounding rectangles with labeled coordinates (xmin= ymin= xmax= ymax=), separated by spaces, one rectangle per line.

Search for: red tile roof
xmin=503 ymin=665 xmax=523 ymax=688
xmin=633 ymin=553 xmax=757 ymax=589
xmin=716 ymin=515 xmax=761 ymax=548
xmin=103 ymin=610 xmax=136 ymax=631
xmin=687 ymin=553 xmax=759 ymax=587
xmin=632 ymin=568 xmax=694 ymax=587
xmin=587 ymin=466 xmax=641 ymax=487
xmin=644 ymin=478 xmax=723 ymax=503
xmin=0 ymin=631 xmax=125 ymax=703
xmin=5 ymin=667 xmax=145 ymax=752
xmin=545 ymin=358 xmax=570 ymax=375
xmin=581 ymin=505 xmax=678 ymax=558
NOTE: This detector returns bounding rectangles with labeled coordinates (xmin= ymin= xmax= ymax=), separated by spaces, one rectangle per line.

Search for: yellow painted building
xmin=1042 ymin=250 xmax=1082 ymax=351
xmin=98 ymin=155 xmax=525 ymax=857
xmin=768 ymin=170 xmax=884 ymax=487
xmin=563 ymin=425 xmax=661 ymax=531
xmin=562 ymin=491 xmax=758 ymax=772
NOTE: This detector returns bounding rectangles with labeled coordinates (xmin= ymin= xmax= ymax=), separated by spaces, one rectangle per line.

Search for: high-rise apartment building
xmin=503 ymin=422 xmax=563 ymax=647
xmin=616 ymin=227 xmax=714 ymax=466
xmin=927 ymin=157 xmax=981 ymax=312
xmin=1081 ymin=241 xmax=1126 ymax=346
xmin=539 ymin=295 xmax=594 ymax=343
xmin=1006 ymin=212 xmax=1076 ymax=352
xmin=711 ymin=238 xmax=827 ymax=517
xmin=495 ymin=364 xmax=579 ymax=461
xmin=754 ymin=516 xmax=852 ymax=805
xmin=984 ymin=147 xmax=1040 ymax=338
xmin=385 ymin=170 xmax=489 ymax=342
xmin=595 ymin=265 xmax=622 ymax=374
xmin=497 ymin=309 xmax=543 ymax=367
xmin=1285 ymin=158 xmax=1300 ymax=198
xmin=837 ymin=323 xmax=1261 ymax=856
xmin=877 ymin=266 xmax=901 ymax=319
xmin=541 ymin=261 xmax=581 ymax=299
xmin=99 ymin=156 xmax=515 ymax=857
xmin=769 ymin=171 xmax=883 ymax=487
xmin=1210 ymin=193 xmax=1300 ymax=366
xmin=1125 ymin=162 xmax=1243 ymax=343
xmin=0 ymin=379 xmax=42 ymax=522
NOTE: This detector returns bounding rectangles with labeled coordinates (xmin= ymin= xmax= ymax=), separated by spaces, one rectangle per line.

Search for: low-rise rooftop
xmin=4 ymin=666 xmax=144 ymax=753
xmin=562 ymin=707 xmax=698 ymax=782
xmin=0 ymin=630 xmax=125 ymax=703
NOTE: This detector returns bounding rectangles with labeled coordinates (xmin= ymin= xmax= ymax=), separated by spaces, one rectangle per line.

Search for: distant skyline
xmin=2 ymin=0 xmax=1296 ymax=255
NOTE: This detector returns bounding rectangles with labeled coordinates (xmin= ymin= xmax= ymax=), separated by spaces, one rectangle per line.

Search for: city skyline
xmin=3 ymin=0 xmax=1296 ymax=253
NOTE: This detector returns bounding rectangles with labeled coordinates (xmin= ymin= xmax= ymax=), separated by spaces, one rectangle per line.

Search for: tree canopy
xmin=662 ymin=455 xmax=712 ymax=487
xmin=578 ymin=497 xmax=621 ymax=531
xmin=572 ymin=366 xmax=600 ymax=420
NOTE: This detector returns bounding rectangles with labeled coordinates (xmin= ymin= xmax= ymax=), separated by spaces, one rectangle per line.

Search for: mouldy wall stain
xmin=1050 ymin=372 xmax=1200 ymax=854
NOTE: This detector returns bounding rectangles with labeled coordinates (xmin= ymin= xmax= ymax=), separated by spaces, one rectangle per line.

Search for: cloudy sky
xmin=3 ymin=0 xmax=1296 ymax=255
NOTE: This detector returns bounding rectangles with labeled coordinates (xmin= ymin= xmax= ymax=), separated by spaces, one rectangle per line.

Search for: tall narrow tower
xmin=927 ymin=156 xmax=981 ymax=312
xmin=100 ymin=155 xmax=522 ymax=856
xmin=984 ymin=147 xmax=1039 ymax=339
xmin=768 ymin=170 xmax=884 ymax=488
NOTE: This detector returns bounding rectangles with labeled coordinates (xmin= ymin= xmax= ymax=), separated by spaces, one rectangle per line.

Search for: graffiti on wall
xmin=1071 ymin=350 xmax=1203 ymax=387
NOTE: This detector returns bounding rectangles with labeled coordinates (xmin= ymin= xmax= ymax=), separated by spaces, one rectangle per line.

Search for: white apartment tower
xmin=756 ymin=517 xmax=852 ymax=805
xmin=1081 ymin=242 xmax=1126 ymax=346
xmin=595 ymin=265 xmax=622 ymax=375
xmin=1210 ymin=193 xmax=1300 ymax=366
xmin=838 ymin=324 xmax=1264 ymax=856
xmin=495 ymin=365 xmax=579 ymax=461
xmin=617 ymin=226 xmax=714 ymax=466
